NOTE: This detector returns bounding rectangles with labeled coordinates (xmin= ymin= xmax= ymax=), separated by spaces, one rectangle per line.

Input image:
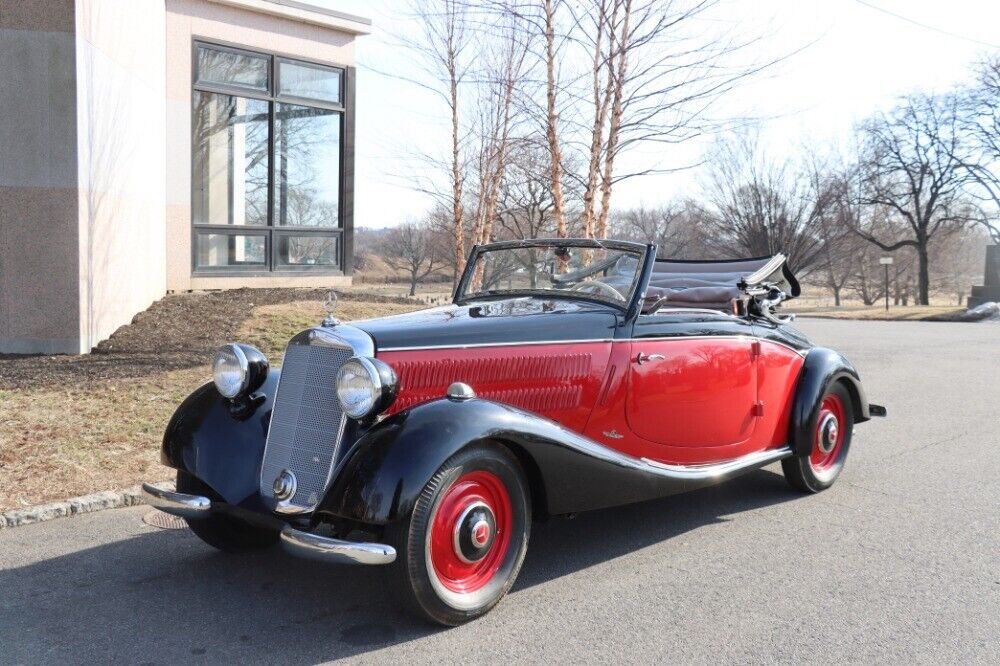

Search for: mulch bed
xmin=0 ymin=288 xmax=413 ymax=390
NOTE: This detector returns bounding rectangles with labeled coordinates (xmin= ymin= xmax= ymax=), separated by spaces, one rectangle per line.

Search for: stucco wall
xmin=75 ymin=0 xmax=167 ymax=352
xmin=164 ymin=0 xmax=356 ymax=291
xmin=0 ymin=0 xmax=81 ymax=354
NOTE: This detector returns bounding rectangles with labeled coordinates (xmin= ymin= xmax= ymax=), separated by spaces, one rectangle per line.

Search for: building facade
xmin=0 ymin=0 xmax=368 ymax=354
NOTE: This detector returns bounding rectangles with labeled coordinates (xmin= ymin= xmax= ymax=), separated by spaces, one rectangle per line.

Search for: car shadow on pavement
xmin=0 ymin=468 xmax=798 ymax=664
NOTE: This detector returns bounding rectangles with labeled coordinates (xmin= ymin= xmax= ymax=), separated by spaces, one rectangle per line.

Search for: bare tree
xmin=580 ymin=0 xmax=615 ymax=239
xmin=847 ymin=243 xmax=888 ymax=306
xmin=701 ymin=132 xmax=827 ymax=275
xmin=494 ymin=140 xmax=558 ymax=240
xmin=497 ymin=0 xmax=775 ymax=241
xmin=803 ymin=158 xmax=864 ymax=307
xmin=586 ymin=0 xmax=774 ymax=238
xmin=380 ymin=221 xmax=445 ymax=296
xmin=405 ymin=0 xmax=472 ymax=277
xmin=853 ymin=93 xmax=980 ymax=304
xmin=815 ymin=184 xmax=859 ymax=306
xmin=610 ymin=201 xmax=704 ymax=258
xmin=468 ymin=13 xmax=530 ymax=250
xmin=542 ymin=0 xmax=569 ymax=237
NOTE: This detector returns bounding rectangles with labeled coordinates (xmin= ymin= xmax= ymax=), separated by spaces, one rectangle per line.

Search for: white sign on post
xmin=879 ymin=257 xmax=894 ymax=265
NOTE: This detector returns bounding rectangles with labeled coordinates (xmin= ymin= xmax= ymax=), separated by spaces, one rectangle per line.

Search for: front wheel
xmin=782 ymin=382 xmax=854 ymax=493
xmin=389 ymin=444 xmax=531 ymax=626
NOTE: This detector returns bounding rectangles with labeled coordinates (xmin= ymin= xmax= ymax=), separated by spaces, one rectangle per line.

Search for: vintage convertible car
xmin=143 ymin=238 xmax=885 ymax=625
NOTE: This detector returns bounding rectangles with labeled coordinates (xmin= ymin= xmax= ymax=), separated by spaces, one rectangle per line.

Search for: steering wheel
xmin=569 ymin=279 xmax=625 ymax=302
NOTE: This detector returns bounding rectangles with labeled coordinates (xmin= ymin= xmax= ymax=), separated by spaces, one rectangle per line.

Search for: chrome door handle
xmin=636 ymin=352 xmax=665 ymax=365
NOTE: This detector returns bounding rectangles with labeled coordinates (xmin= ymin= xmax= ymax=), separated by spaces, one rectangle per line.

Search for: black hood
xmin=353 ymin=297 xmax=621 ymax=351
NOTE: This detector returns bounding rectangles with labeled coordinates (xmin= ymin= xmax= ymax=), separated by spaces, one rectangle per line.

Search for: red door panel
xmin=625 ymin=339 xmax=757 ymax=448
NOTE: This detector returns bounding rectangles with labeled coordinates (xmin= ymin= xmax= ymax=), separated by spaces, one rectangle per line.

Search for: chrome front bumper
xmin=279 ymin=526 xmax=396 ymax=565
xmin=140 ymin=483 xmax=396 ymax=566
xmin=141 ymin=483 xmax=211 ymax=519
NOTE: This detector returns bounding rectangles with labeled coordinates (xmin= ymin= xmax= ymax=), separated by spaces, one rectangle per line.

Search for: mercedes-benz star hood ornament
xmin=322 ymin=290 xmax=340 ymax=327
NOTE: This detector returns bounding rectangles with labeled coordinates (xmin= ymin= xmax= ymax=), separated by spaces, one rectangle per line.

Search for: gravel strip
xmin=0 ymin=481 xmax=173 ymax=529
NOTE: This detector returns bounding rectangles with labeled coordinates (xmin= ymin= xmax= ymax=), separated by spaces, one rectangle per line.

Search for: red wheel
xmin=783 ymin=383 xmax=854 ymax=493
xmin=389 ymin=444 xmax=530 ymax=625
xmin=810 ymin=394 xmax=846 ymax=474
xmin=428 ymin=470 xmax=513 ymax=594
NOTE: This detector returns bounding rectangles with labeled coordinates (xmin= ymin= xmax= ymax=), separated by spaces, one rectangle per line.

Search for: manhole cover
xmin=142 ymin=509 xmax=188 ymax=530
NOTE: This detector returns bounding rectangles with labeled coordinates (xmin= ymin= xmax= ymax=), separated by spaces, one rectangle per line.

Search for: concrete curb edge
xmin=0 ymin=481 xmax=174 ymax=529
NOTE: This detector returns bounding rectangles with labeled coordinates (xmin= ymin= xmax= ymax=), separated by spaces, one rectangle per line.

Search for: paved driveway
xmin=1 ymin=319 xmax=998 ymax=665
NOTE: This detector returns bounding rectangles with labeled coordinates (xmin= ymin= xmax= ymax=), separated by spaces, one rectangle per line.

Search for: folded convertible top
xmin=643 ymin=254 xmax=800 ymax=309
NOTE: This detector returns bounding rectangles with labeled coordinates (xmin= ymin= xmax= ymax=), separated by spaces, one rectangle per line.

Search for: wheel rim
xmin=811 ymin=394 xmax=846 ymax=473
xmin=429 ymin=470 xmax=512 ymax=594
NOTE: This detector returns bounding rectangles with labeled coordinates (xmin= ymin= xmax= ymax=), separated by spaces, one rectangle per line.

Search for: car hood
xmin=352 ymin=297 xmax=621 ymax=351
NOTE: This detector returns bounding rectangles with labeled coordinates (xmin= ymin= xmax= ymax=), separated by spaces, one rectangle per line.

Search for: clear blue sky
xmin=316 ymin=0 xmax=1000 ymax=228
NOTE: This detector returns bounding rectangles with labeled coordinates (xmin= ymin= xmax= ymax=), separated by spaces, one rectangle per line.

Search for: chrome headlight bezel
xmin=212 ymin=343 xmax=269 ymax=399
xmin=336 ymin=356 xmax=398 ymax=420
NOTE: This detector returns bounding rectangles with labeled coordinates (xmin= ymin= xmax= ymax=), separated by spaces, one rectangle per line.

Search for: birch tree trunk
xmin=596 ymin=0 xmax=632 ymax=240
xmin=543 ymin=0 xmax=567 ymax=238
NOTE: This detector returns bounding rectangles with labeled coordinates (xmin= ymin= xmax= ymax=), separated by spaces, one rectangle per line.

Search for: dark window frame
xmin=190 ymin=39 xmax=354 ymax=277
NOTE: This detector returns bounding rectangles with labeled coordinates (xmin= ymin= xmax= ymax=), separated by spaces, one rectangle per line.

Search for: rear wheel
xmin=389 ymin=444 xmax=531 ymax=626
xmin=782 ymin=383 xmax=854 ymax=493
xmin=175 ymin=471 xmax=280 ymax=553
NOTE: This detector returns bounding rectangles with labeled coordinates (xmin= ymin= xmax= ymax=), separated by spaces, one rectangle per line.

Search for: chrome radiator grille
xmin=259 ymin=340 xmax=353 ymax=513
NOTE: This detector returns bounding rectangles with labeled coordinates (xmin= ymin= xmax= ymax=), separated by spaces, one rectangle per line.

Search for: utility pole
xmin=879 ymin=256 xmax=894 ymax=312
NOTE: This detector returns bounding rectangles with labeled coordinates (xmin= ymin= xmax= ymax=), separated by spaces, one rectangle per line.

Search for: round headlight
xmin=212 ymin=343 xmax=268 ymax=399
xmin=213 ymin=344 xmax=248 ymax=398
xmin=336 ymin=357 xmax=397 ymax=420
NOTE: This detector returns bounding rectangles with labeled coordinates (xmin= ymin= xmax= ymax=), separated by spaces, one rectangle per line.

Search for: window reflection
xmin=276 ymin=234 xmax=339 ymax=266
xmin=196 ymin=233 xmax=266 ymax=267
xmin=278 ymin=60 xmax=341 ymax=103
xmin=196 ymin=45 xmax=269 ymax=91
xmin=192 ymin=92 xmax=269 ymax=226
xmin=274 ymin=103 xmax=340 ymax=227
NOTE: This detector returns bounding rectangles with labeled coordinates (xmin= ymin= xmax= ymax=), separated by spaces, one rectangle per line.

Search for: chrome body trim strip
xmin=280 ymin=526 xmax=397 ymax=565
xmin=141 ymin=483 xmax=211 ymax=520
xmin=379 ymin=338 xmax=614 ymax=352
xmin=640 ymin=446 xmax=793 ymax=479
xmin=379 ymin=335 xmax=806 ymax=356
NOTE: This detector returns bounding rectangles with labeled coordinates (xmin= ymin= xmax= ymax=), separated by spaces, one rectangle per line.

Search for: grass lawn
xmin=0 ymin=291 xmax=423 ymax=512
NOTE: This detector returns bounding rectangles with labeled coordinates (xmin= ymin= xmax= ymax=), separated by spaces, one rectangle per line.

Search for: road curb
xmin=0 ymin=481 xmax=173 ymax=529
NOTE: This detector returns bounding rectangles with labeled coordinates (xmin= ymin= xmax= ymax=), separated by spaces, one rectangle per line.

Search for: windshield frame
xmin=453 ymin=238 xmax=655 ymax=318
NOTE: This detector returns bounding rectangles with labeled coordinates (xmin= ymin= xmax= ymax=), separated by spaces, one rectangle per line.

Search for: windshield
xmin=457 ymin=241 xmax=646 ymax=308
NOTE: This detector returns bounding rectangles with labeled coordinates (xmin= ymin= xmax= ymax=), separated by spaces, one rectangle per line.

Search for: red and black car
xmin=143 ymin=238 xmax=885 ymax=625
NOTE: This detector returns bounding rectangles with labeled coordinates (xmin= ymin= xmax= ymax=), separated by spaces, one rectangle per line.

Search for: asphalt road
xmin=2 ymin=319 xmax=998 ymax=665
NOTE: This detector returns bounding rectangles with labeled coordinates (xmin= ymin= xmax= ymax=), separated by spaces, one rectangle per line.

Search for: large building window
xmin=191 ymin=42 xmax=351 ymax=274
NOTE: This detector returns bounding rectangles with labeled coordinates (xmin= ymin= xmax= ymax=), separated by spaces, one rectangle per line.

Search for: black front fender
xmin=160 ymin=372 xmax=279 ymax=511
xmin=789 ymin=347 xmax=871 ymax=457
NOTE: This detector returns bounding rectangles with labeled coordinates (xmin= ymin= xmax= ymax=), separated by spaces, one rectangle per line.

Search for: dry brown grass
xmin=0 ymin=368 xmax=205 ymax=511
xmin=0 ymin=298 xmax=424 ymax=511
xmin=787 ymin=305 xmax=965 ymax=321
xmin=240 ymin=300 xmax=425 ymax=359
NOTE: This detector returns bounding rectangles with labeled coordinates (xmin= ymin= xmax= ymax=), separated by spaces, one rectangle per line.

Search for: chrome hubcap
xmin=452 ymin=501 xmax=496 ymax=564
xmin=818 ymin=414 xmax=839 ymax=454
xmin=273 ymin=469 xmax=296 ymax=500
